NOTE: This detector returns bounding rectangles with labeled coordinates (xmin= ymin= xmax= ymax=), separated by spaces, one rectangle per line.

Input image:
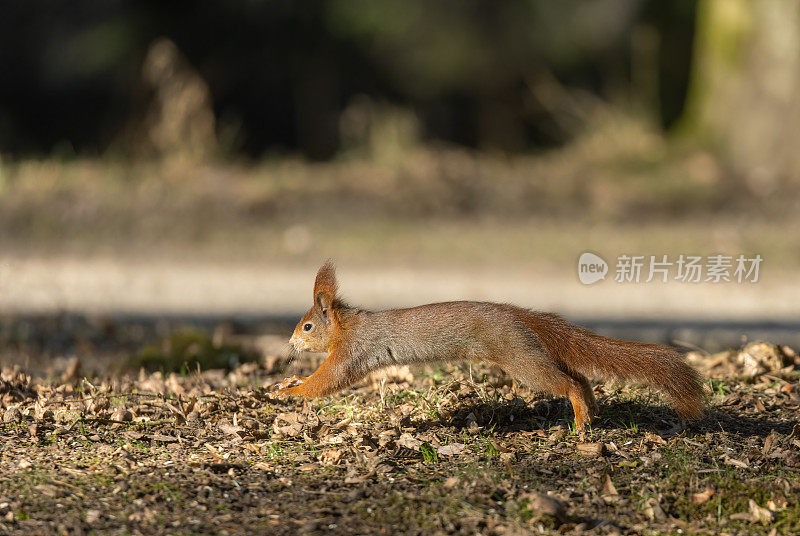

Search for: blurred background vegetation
xmin=0 ymin=0 xmax=798 ymax=270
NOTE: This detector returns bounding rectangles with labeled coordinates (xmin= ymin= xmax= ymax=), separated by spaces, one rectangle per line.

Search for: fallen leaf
xmin=723 ymin=455 xmax=749 ymax=469
xmin=397 ymin=433 xmax=422 ymax=450
xmin=151 ymin=433 xmax=178 ymax=443
xmin=2 ymin=408 xmax=21 ymax=423
xmin=601 ymin=474 xmax=618 ymax=497
xmin=500 ymin=452 xmax=515 ymax=463
xmin=692 ymin=487 xmax=715 ymax=505
xmin=522 ymin=492 xmax=567 ymax=522
xmin=738 ymin=342 xmax=786 ymax=376
xmin=111 ymin=408 xmax=133 ymax=422
xmin=767 ymin=497 xmax=787 ymax=511
xmin=219 ymin=421 xmax=244 ymax=437
xmin=577 ymin=442 xmax=605 ymax=456
xmin=333 ymin=417 xmax=352 ymax=429
xmin=643 ymin=432 xmax=666 ymax=445
xmin=297 ymin=463 xmax=320 ymax=471
xmin=763 ymin=430 xmax=778 ymax=456
xmin=319 ymin=448 xmax=344 ymax=465
xmin=643 ymin=497 xmax=666 ymax=521
xmin=437 ymin=443 xmax=466 ymax=456
xmin=85 ymin=509 xmax=101 ymax=524
xmin=748 ymin=499 xmax=775 ymax=524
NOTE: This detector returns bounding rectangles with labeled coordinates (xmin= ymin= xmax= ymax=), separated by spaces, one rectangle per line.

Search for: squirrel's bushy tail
xmin=527 ymin=313 xmax=706 ymax=419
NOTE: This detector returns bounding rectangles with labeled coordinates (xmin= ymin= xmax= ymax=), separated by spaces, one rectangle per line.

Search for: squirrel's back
xmin=345 ymin=301 xmax=544 ymax=365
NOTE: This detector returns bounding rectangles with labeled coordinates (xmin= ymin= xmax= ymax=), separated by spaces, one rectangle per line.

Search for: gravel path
xmin=2 ymin=256 xmax=798 ymax=320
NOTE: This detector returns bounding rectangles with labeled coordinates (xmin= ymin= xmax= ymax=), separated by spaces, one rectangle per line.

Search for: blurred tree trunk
xmin=682 ymin=0 xmax=800 ymax=197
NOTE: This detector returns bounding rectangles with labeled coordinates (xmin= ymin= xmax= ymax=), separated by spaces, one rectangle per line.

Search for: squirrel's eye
xmin=303 ymin=323 xmax=313 ymax=332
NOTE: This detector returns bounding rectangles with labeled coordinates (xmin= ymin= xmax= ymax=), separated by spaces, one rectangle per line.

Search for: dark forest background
xmin=0 ymin=1 xmax=697 ymax=158
xmin=1 ymin=0 xmax=799 ymax=267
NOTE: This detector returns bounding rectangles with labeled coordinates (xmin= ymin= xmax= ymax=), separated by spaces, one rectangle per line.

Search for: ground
xmin=0 ymin=319 xmax=798 ymax=536
xmin=1 ymin=147 xmax=798 ymax=535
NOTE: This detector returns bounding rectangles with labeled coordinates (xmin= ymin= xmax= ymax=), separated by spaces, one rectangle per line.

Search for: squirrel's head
xmin=289 ymin=260 xmax=339 ymax=353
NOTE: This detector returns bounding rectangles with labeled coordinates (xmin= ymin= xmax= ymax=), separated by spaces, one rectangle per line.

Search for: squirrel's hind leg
xmin=504 ymin=359 xmax=595 ymax=432
xmin=578 ymin=375 xmax=600 ymax=419
xmin=561 ymin=376 xmax=595 ymax=433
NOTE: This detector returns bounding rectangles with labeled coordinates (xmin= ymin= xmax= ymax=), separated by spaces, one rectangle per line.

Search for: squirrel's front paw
xmin=270 ymin=375 xmax=306 ymax=398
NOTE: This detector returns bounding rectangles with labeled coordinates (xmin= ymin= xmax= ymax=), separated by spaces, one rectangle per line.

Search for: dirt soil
xmin=0 ymin=319 xmax=799 ymax=536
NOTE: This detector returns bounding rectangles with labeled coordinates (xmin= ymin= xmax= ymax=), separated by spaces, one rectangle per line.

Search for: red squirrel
xmin=276 ymin=261 xmax=706 ymax=431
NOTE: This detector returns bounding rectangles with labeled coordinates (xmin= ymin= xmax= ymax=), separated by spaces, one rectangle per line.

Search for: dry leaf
xmin=643 ymin=497 xmax=666 ymax=521
xmin=3 ymin=407 xmax=22 ymax=423
xmin=322 ymin=434 xmax=345 ymax=445
xmin=692 ymin=487 xmax=715 ymax=505
xmin=111 ymin=408 xmax=133 ymax=422
xmin=739 ymin=342 xmax=785 ymax=376
xmin=748 ymin=499 xmax=775 ymax=524
xmin=319 ymin=448 xmax=344 ymax=465
xmin=522 ymin=492 xmax=567 ymax=522
xmin=333 ymin=417 xmax=352 ymax=428
xmin=272 ymin=412 xmax=304 ymax=437
xmin=219 ymin=421 xmax=244 ymax=437
xmin=443 ymin=477 xmax=459 ymax=489
xmin=577 ymin=442 xmax=605 ymax=456
xmin=437 ymin=443 xmax=466 ymax=456
xmin=723 ymin=455 xmax=749 ymax=469
xmin=601 ymin=474 xmax=618 ymax=497
xmin=297 ymin=463 xmax=319 ymax=472
xmin=397 ymin=433 xmax=422 ymax=450
xmin=151 ymin=434 xmax=179 ymax=443
xmin=500 ymin=452 xmax=515 ymax=464
xmin=767 ymin=497 xmax=787 ymax=511
xmin=85 ymin=509 xmax=101 ymax=524
xmin=643 ymin=432 xmax=667 ymax=445
xmin=763 ymin=430 xmax=778 ymax=456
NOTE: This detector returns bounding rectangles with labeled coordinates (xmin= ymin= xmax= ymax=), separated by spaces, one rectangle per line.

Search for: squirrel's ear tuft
xmin=313 ymin=259 xmax=338 ymax=301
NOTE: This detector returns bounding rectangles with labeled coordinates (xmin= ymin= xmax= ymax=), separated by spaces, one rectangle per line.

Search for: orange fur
xmin=282 ymin=262 xmax=706 ymax=431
